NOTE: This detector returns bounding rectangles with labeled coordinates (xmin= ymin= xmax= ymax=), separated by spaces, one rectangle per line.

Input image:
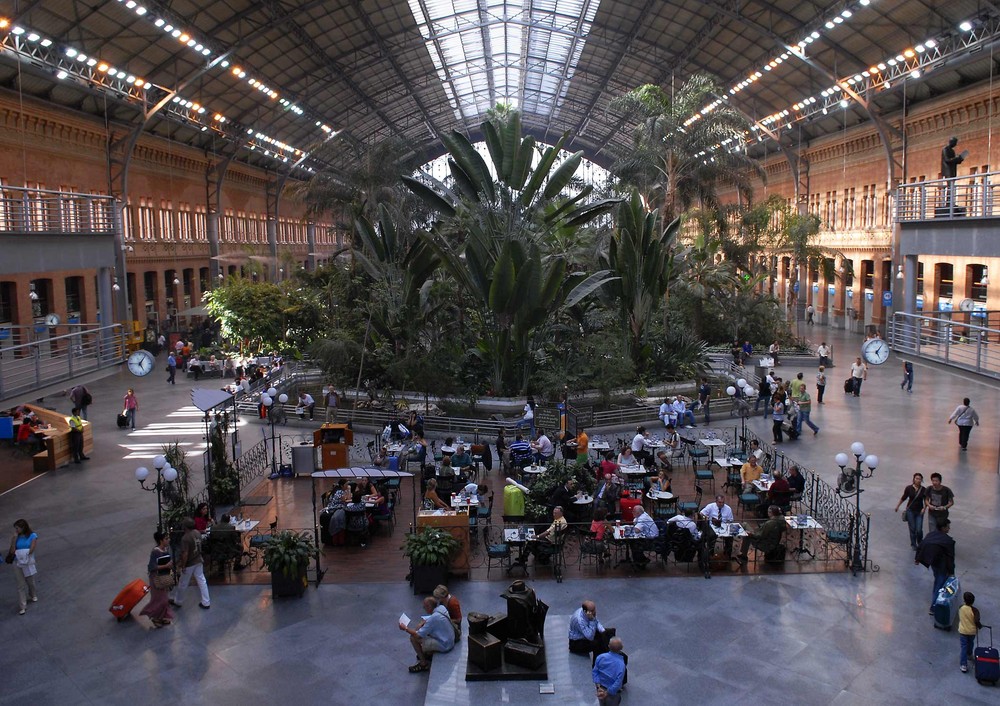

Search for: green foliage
xmin=524 ymin=462 xmax=596 ymax=523
xmin=262 ymin=530 xmax=316 ymax=577
xmin=208 ymin=423 xmax=239 ymax=506
xmin=162 ymin=443 xmax=193 ymax=530
xmin=402 ymin=527 xmax=461 ymax=567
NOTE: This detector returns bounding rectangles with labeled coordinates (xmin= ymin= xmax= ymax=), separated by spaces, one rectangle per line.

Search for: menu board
xmin=533 ymin=406 xmax=561 ymax=433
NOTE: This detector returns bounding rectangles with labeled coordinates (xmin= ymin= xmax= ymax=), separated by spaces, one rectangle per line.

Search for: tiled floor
xmin=0 ymin=324 xmax=998 ymax=705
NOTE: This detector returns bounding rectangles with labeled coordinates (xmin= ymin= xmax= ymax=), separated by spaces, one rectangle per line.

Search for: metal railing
xmin=896 ymin=171 xmax=1000 ymax=221
xmin=0 ymin=324 xmax=126 ymax=402
xmin=889 ymin=311 xmax=1000 ymax=380
xmin=0 ymin=186 xmax=117 ymax=235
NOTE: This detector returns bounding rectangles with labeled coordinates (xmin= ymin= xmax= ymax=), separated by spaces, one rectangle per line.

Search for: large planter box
xmin=412 ymin=563 xmax=448 ymax=595
xmin=270 ymin=564 xmax=308 ymax=598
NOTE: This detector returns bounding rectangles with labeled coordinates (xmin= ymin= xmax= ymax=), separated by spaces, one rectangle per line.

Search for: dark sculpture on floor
xmin=466 ymin=579 xmax=548 ymax=680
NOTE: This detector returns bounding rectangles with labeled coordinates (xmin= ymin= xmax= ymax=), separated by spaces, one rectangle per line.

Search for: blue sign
xmin=793 ymin=282 xmax=800 ymax=293
xmin=865 ymin=290 xmax=874 ymax=302
xmin=828 ymin=284 xmax=836 ymax=296
xmin=812 ymin=283 xmax=819 ymax=293
xmin=847 ymin=290 xmax=854 ymax=299
xmin=882 ymin=291 xmax=893 ymax=307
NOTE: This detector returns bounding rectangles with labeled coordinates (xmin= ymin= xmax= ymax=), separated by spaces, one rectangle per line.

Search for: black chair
xmin=578 ymin=531 xmax=608 ymax=572
xmin=372 ymin=497 xmax=395 ymax=535
xmin=345 ymin=509 xmax=370 ymax=547
xmin=484 ymin=526 xmax=512 ymax=578
xmin=533 ymin=527 xmax=568 ymax=583
xmin=678 ymin=485 xmax=704 ymax=514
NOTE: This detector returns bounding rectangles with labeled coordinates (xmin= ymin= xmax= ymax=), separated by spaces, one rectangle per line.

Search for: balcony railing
xmin=896 ymin=172 xmax=1000 ymax=222
xmin=0 ymin=186 xmax=117 ymax=235
xmin=889 ymin=312 xmax=1000 ymax=380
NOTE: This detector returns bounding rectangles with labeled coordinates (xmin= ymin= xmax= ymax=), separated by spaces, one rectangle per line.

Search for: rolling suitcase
xmin=843 ymin=378 xmax=854 ymax=394
xmin=974 ymin=625 xmax=999 ymax=685
xmin=932 ymin=575 xmax=961 ymax=630
xmin=116 ymin=413 xmax=129 ymax=428
xmin=109 ymin=578 xmax=149 ymax=622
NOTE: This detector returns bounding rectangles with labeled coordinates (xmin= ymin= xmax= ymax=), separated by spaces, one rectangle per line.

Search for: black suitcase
xmin=116 ymin=413 xmax=129 ymax=428
xmin=844 ymin=378 xmax=854 ymax=394
xmin=975 ymin=625 xmax=999 ymax=685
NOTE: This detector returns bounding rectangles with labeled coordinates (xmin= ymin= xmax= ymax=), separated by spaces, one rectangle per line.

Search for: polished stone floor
xmin=1 ymin=324 xmax=998 ymax=705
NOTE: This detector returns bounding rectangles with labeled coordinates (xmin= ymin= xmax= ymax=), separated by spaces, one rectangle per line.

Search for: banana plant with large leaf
xmin=402 ymin=111 xmax=618 ymax=394
xmin=599 ymin=190 xmax=678 ymax=370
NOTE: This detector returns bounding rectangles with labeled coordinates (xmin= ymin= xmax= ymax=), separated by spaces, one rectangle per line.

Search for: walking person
xmin=139 ymin=531 xmax=174 ymax=628
xmin=698 ymin=377 xmax=711 ymax=424
xmin=67 ymin=407 xmax=88 ymax=463
xmin=324 ymin=386 xmax=339 ymax=422
xmin=816 ymin=366 xmax=827 ymax=404
xmin=806 ymin=304 xmax=815 ymax=325
xmin=69 ymin=383 xmax=92 ymax=420
xmin=123 ymin=388 xmax=138 ymax=431
xmin=817 ymin=342 xmax=831 ymax=368
xmin=169 ymin=518 xmax=210 ymax=610
xmin=850 ymin=357 xmax=867 ymax=397
xmin=894 ymin=473 xmax=927 ymax=549
xmin=925 ymin=472 xmax=955 ymax=533
xmin=947 ymin=397 xmax=980 ymax=451
xmin=592 ymin=636 xmax=626 ymax=706
xmin=915 ymin=518 xmax=955 ymax=616
xmin=901 ymin=360 xmax=914 ymax=393
xmin=958 ymin=592 xmax=983 ymax=673
xmin=8 ymin=519 xmax=38 ymax=615
xmin=771 ymin=394 xmax=785 ymax=444
xmin=795 ymin=390 xmax=819 ymax=435
xmin=166 ymin=351 xmax=177 ymax=384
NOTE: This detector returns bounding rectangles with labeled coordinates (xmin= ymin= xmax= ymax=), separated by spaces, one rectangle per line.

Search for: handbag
xmin=153 ymin=572 xmax=175 ymax=590
xmin=4 ymin=551 xmax=14 ymax=565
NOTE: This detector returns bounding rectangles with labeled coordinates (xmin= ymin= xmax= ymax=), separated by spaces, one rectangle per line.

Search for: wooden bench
xmin=25 ymin=404 xmax=93 ymax=471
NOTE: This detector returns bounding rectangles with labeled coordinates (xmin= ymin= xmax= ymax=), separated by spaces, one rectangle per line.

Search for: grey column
xmin=112 ymin=200 xmax=129 ymax=322
xmin=96 ymin=266 xmax=117 ymax=362
xmin=307 ymin=222 xmax=316 ymax=271
xmin=207 ymin=211 xmax=221 ymax=281
xmin=266 ymin=218 xmax=278 ymax=280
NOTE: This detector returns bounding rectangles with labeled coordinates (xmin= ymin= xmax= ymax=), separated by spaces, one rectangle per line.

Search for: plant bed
xmin=403 ymin=527 xmax=461 ymax=595
xmin=263 ymin=530 xmax=315 ymax=598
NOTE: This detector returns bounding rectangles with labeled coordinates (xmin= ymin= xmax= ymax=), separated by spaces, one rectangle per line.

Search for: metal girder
xmin=413 ymin=0 xmax=475 ymax=127
xmin=566 ymin=0 xmax=659 ymax=143
xmin=541 ymin=1 xmax=597 ymax=143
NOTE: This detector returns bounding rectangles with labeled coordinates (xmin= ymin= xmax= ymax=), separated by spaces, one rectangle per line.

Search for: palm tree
xmin=402 ymin=110 xmax=618 ymax=394
xmin=673 ymin=214 xmax=739 ymax=341
xmin=611 ymin=74 xmax=763 ymax=226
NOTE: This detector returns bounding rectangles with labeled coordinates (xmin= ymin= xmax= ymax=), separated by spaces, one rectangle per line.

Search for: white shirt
xmin=850 ymin=361 xmax=867 ymax=379
xmin=299 ymin=393 xmax=315 ymax=405
xmin=750 ymin=448 xmax=764 ymax=462
xmin=534 ymin=434 xmax=553 ymax=457
xmin=523 ymin=404 xmax=534 ymax=421
xmin=671 ymin=399 xmax=686 ymax=416
xmin=634 ymin=511 xmax=658 ymax=538
xmin=658 ymin=402 xmax=670 ymax=420
xmin=667 ymin=514 xmax=701 ymax=541
xmin=817 ymin=344 xmax=830 ymax=357
xmin=631 ymin=433 xmax=646 ymax=453
xmin=700 ymin=502 xmax=735 ymax=524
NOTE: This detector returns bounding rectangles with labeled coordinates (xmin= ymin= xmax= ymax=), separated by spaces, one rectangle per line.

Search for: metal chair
xmin=683 ymin=437 xmax=710 ymax=470
xmin=694 ymin=465 xmax=715 ymax=493
xmin=578 ymin=531 xmax=608 ymax=572
xmin=372 ymin=497 xmax=395 ymax=535
xmin=678 ymin=485 xmax=704 ymax=514
xmin=533 ymin=526 xmax=568 ymax=583
xmin=738 ymin=491 xmax=760 ymax=517
xmin=484 ymin=525 xmax=512 ymax=578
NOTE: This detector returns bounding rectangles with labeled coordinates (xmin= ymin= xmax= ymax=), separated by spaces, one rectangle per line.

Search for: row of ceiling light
xmin=114 ymin=0 xmax=335 ymax=143
xmin=0 ymin=16 xmax=314 ymax=173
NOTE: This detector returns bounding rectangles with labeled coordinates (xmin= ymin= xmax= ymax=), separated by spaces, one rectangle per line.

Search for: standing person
xmin=495 ymin=428 xmax=509 ymax=475
xmin=806 ymin=304 xmax=815 ymax=325
xmin=768 ymin=340 xmax=781 ymax=366
xmin=8 ymin=519 xmax=38 ymax=615
xmin=139 ymin=531 xmax=174 ymax=628
xmin=324 ymin=386 xmax=339 ymax=422
xmin=516 ymin=396 xmax=535 ymax=436
xmin=901 ymin=360 xmax=914 ymax=393
xmin=946 ymin=397 xmax=980 ymax=451
xmin=958 ymin=592 xmax=983 ymax=673
xmin=771 ymin=395 xmax=785 ymax=444
xmin=941 ymin=135 xmax=964 ymax=178
xmin=894 ymin=473 xmax=928 ymax=549
xmin=790 ymin=372 xmax=806 ymax=400
xmin=850 ymin=357 xmax=867 ymax=397
xmin=67 ymin=407 xmax=88 ymax=463
xmin=817 ymin=342 xmax=831 ymax=368
xmin=796 ymin=390 xmax=819 ymax=435
xmin=925 ymin=473 xmax=955 ymax=533
xmin=123 ymin=388 xmax=138 ymax=431
xmin=592 ymin=637 xmax=626 ymax=706
xmin=915 ymin=519 xmax=956 ymax=616
xmin=169 ymin=518 xmax=210 ymax=610
xmin=816 ymin=366 xmax=827 ymax=404
xmin=166 ymin=351 xmax=177 ymax=384
xmin=755 ymin=376 xmax=771 ymax=417
xmin=69 ymin=384 xmax=92 ymax=420
xmin=698 ymin=377 xmax=712 ymax=424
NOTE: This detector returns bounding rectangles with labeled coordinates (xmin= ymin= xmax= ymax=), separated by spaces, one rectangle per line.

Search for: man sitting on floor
xmin=399 ymin=596 xmax=455 ymax=673
xmin=568 ymin=600 xmax=608 ymax=655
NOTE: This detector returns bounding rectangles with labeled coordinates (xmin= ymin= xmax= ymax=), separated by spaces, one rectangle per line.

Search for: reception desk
xmin=416 ymin=510 xmax=471 ymax=576
xmin=313 ymin=423 xmax=353 ymax=470
xmin=24 ymin=404 xmax=93 ymax=471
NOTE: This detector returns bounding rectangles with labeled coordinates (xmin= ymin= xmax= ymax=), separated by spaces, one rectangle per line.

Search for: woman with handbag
xmin=8 ymin=519 xmax=38 ymax=615
xmin=894 ymin=473 xmax=928 ymax=549
xmin=140 ymin=531 xmax=174 ymax=628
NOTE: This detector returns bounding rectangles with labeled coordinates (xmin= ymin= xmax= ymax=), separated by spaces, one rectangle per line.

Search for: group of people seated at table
xmin=321 ymin=477 xmax=389 ymax=547
xmin=422 ymin=478 xmax=488 ymax=511
xmin=14 ymin=416 xmax=51 ymax=453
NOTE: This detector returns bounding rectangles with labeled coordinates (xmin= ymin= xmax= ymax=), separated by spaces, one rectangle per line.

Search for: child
xmin=958 ymin=592 xmax=983 ymax=673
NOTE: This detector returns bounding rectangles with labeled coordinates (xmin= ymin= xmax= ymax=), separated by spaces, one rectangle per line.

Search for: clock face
xmin=127 ymin=350 xmax=155 ymax=377
xmin=862 ymin=338 xmax=889 ymax=365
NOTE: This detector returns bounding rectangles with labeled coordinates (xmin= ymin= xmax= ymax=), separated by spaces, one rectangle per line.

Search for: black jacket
xmin=915 ymin=530 xmax=955 ymax=574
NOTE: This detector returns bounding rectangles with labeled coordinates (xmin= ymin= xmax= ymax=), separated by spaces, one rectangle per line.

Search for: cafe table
xmin=698 ymin=437 xmax=727 ymax=465
xmin=785 ymin=514 xmax=823 ymax=559
xmin=504 ymin=527 xmax=536 ymax=572
xmin=752 ymin=478 xmax=774 ymax=493
xmin=609 ymin=524 xmax=651 ymax=569
xmin=450 ymin=495 xmax=481 ymax=509
xmin=589 ymin=440 xmax=611 ymax=458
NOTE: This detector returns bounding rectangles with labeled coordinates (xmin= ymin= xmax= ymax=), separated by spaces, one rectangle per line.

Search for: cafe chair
xmin=723 ymin=468 xmax=742 ymax=495
xmin=470 ymin=444 xmax=487 ymax=479
xmin=484 ymin=526 xmax=513 ymax=578
xmin=677 ymin=485 xmax=703 ymax=515
xmin=578 ymin=531 xmax=608 ymax=572
xmin=372 ymin=496 xmax=395 ymax=535
xmin=825 ymin=529 xmax=850 ymax=562
xmin=693 ymin=465 xmax=715 ymax=493
xmin=344 ymin=509 xmax=370 ymax=547
xmin=769 ymin=490 xmax=794 ymax=515
xmin=683 ymin=438 xmax=710 ymax=470
xmin=533 ymin=527 xmax=568 ymax=583
xmin=737 ymin=490 xmax=760 ymax=517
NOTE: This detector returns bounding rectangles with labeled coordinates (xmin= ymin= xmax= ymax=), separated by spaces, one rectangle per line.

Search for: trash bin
xmin=292 ymin=444 xmax=315 ymax=476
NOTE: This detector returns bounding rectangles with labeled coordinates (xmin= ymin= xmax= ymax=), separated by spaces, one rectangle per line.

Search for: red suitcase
xmin=110 ymin=578 xmax=149 ymax=622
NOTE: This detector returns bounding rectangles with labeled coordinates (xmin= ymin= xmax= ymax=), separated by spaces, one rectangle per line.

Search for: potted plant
xmin=262 ymin=530 xmax=315 ymax=598
xmin=402 ymin=527 xmax=460 ymax=595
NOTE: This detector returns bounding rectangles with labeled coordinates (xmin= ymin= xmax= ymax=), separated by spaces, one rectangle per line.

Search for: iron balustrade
xmin=895 ymin=171 xmax=1000 ymax=222
xmin=0 ymin=324 xmax=126 ymax=402
xmin=0 ymin=186 xmax=117 ymax=235
xmin=889 ymin=311 xmax=1000 ymax=381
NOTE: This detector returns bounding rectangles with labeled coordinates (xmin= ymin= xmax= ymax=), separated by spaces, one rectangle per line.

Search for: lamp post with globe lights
xmin=136 ymin=454 xmax=178 ymax=532
xmin=725 ymin=378 xmax=753 ymax=452
xmin=834 ymin=441 xmax=878 ymax=575
xmin=261 ymin=386 xmax=288 ymax=477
